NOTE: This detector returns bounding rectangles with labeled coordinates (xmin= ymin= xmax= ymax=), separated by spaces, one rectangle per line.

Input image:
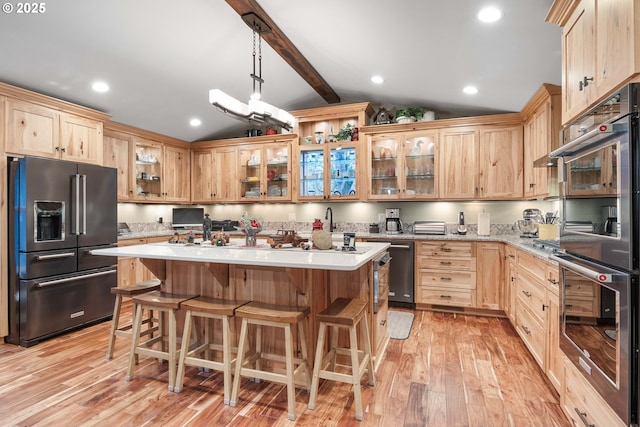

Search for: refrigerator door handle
xmin=34 ymin=269 xmax=117 ymax=288
xmin=81 ymin=174 xmax=87 ymax=235
xmin=72 ymin=173 xmax=80 ymax=235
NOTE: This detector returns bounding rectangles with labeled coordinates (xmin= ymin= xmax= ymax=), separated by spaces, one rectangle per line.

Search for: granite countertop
xmin=93 ymin=240 xmax=391 ymax=271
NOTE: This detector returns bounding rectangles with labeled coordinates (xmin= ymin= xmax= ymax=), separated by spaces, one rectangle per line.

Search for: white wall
xmin=118 ymin=200 xmax=560 ymax=227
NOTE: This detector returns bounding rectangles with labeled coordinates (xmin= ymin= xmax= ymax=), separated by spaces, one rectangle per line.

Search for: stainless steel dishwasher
xmin=368 ymin=240 xmax=414 ymax=308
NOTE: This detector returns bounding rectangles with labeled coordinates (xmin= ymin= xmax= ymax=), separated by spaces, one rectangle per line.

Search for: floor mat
xmin=388 ymin=311 xmax=415 ymax=340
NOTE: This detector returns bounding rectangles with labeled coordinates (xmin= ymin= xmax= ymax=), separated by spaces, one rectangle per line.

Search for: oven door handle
xmin=34 ymin=269 xmax=116 ymax=288
xmin=550 ymin=122 xmax=627 ymax=158
xmin=550 ymin=254 xmax=619 ymax=283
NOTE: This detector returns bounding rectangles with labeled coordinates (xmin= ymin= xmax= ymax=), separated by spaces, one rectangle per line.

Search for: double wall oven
xmin=550 ymin=83 xmax=639 ymax=426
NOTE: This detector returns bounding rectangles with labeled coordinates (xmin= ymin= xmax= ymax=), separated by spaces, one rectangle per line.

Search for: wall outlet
xmin=288 ymin=212 xmax=296 ymax=221
xmin=378 ymin=213 xmax=386 ymax=222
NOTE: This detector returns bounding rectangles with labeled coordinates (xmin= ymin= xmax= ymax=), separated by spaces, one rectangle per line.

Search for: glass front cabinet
xmin=134 ymin=139 xmax=164 ymax=202
xmin=238 ymin=141 xmax=292 ymax=202
xmin=298 ymin=142 xmax=360 ymax=201
xmin=368 ymin=131 xmax=438 ymax=200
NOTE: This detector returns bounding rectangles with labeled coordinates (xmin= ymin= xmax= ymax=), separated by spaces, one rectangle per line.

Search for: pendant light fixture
xmin=209 ymin=13 xmax=296 ymax=131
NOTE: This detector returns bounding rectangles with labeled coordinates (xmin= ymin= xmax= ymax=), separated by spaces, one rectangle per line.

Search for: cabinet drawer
xmin=517 ymin=251 xmax=546 ymax=279
xmin=374 ymin=301 xmax=389 ymax=352
xmin=417 ymin=286 xmax=475 ymax=307
xmin=562 ymin=357 xmax=625 ymax=427
xmin=565 ymin=297 xmax=599 ymax=318
xmin=515 ymin=300 xmax=544 ymax=367
xmin=516 ymin=270 xmax=546 ymax=322
xmin=417 ymin=269 xmax=476 ymax=289
xmin=417 ymin=241 xmax=475 ymax=259
xmin=546 ymin=262 xmax=560 ymax=295
xmin=420 ymin=257 xmax=476 ymax=271
xmin=565 ymin=281 xmax=595 ymax=298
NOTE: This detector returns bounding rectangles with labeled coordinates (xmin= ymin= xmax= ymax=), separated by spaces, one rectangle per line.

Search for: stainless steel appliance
xmin=372 ymin=251 xmax=391 ymax=313
xmin=7 ymin=156 xmax=118 ymax=347
xmin=385 ymin=208 xmax=403 ymax=234
xmin=550 ymin=83 xmax=639 ymax=426
xmin=368 ymin=240 xmax=414 ymax=308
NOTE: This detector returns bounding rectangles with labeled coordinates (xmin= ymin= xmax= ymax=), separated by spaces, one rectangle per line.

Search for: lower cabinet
xmin=545 ymin=264 xmax=561 ymax=393
xmin=562 ymin=356 xmax=625 ymax=427
xmin=415 ymin=241 xmax=477 ymax=308
xmin=476 ymin=242 xmax=503 ymax=310
xmin=117 ymin=237 xmax=166 ymax=287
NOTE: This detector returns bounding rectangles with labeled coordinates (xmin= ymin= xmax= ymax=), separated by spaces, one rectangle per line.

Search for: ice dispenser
xmin=34 ymin=201 xmax=64 ymax=242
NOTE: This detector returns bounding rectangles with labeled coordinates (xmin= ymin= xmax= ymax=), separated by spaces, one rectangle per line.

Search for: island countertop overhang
xmin=91 ymin=241 xmax=390 ymax=271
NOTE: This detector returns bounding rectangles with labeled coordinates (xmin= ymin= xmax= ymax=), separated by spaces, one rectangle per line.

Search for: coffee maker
xmin=602 ymin=205 xmax=618 ymax=236
xmin=385 ymin=208 xmax=403 ymax=234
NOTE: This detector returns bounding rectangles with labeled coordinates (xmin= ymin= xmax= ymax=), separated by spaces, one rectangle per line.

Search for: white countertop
xmin=92 ymin=240 xmax=390 ymax=271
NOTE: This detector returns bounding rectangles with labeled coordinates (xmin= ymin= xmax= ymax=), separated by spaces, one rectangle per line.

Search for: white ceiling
xmin=0 ymin=0 xmax=561 ymax=142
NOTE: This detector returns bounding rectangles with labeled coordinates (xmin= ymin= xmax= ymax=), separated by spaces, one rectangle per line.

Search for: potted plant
xmin=394 ymin=107 xmax=425 ymax=123
xmin=335 ymin=123 xmax=355 ymax=141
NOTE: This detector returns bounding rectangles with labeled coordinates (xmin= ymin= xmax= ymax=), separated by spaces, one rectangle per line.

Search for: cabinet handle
xmin=380 ymin=319 xmax=386 ymax=326
xmin=548 ymin=279 xmax=558 ymax=285
xmin=574 ymin=408 xmax=595 ymax=427
xmin=566 ymin=304 xmax=573 ymax=308
xmin=441 ymin=247 xmax=452 ymax=252
xmin=521 ymin=325 xmax=531 ymax=335
xmin=61 ymin=147 xmax=66 ymax=153
xmin=542 ymin=304 xmax=548 ymax=311
xmin=439 ymin=295 xmax=452 ymax=299
xmin=440 ymin=261 xmax=452 ymax=265
xmin=579 ymin=76 xmax=594 ymax=91
xmin=521 ymin=290 xmax=531 ymax=298
xmin=440 ymin=277 xmax=452 ymax=281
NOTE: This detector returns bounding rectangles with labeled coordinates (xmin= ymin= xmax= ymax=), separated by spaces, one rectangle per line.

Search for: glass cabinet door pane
xmin=264 ymin=144 xmax=289 ymax=198
xmin=405 ymin=134 xmax=436 ymax=196
xmin=135 ymin=142 xmax=163 ymax=200
xmin=329 ymin=146 xmax=357 ymax=197
xmin=239 ymin=146 xmax=263 ymax=200
xmin=567 ymin=148 xmax=606 ymax=194
xmin=370 ymin=137 xmax=399 ymax=196
xmin=299 ymin=148 xmax=325 ymax=197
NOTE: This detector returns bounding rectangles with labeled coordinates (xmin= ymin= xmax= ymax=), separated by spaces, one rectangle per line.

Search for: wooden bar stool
xmin=173 ymin=297 xmax=248 ymax=404
xmin=106 ymin=279 xmax=162 ymax=360
xmin=125 ymin=291 xmax=198 ymax=391
xmin=308 ymin=298 xmax=375 ymax=421
xmin=230 ymin=301 xmax=311 ymax=421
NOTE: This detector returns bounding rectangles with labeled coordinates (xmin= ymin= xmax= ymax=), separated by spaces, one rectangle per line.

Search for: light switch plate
xmin=288 ymin=212 xmax=296 ymax=221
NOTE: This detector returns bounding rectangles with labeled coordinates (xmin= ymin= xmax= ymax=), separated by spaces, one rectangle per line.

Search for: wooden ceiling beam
xmin=225 ymin=0 xmax=340 ymax=104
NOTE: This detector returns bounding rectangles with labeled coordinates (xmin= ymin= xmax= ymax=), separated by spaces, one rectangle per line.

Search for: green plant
xmin=335 ymin=123 xmax=355 ymax=141
xmin=395 ymin=107 xmax=425 ymax=120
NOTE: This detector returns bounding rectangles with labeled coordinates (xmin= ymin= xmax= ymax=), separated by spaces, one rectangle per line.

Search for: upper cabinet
xmin=547 ymin=0 xmax=640 ymax=123
xmin=367 ymin=130 xmax=438 ymax=200
xmin=439 ymin=122 xmax=523 ymax=200
xmin=103 ymin=130 xmax=134 ymax=201
xmin=237 ymin=138 xmax=293 ymax=202
xmin=521 ymin=84 xmax=562 ymax=199
xmin=191 ymin=145 xmax=238 ymax=203
xmin=3 ymin=83 xmax=108 ymax=165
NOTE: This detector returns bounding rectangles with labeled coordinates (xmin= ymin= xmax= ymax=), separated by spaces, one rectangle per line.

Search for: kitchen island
xmin=92 ymin=241 xmax=391 ymax=369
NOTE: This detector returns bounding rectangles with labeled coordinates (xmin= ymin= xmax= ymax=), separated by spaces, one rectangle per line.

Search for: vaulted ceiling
xmin=0 ymin=0 xmax=561 ymax=141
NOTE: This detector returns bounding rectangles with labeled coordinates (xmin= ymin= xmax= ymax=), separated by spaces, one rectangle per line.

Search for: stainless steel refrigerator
xmin=7 ymin=156 xmax=118 ymax=347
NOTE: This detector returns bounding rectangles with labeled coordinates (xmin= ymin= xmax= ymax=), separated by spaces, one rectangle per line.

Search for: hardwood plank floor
xmin=0 ymin=305 xmax=570 ymax=426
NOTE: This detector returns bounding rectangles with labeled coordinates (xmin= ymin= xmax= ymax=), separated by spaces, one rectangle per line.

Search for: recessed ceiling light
xmin=371 ymin=75 xmax=384 ymax=84
xmin=189 ymin=118 xmax=202 ymax=127
xmin=463 ymin=85 xmax=479 ymax=95
xmin=477 ymin=7 xmax=503 ymax=23
xmin=91 ymin=81 xmax=109 ymax=93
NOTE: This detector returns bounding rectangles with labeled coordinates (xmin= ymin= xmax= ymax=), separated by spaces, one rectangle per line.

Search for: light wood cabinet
xmin=103 ymin=131 xmax=135 ymax=201
xmin=116 ymin=237 xmax=166 ymax=287
xmin=548 ymin=0 xmax=640 ymax=123
xmin=238 ymin=140 xmax=292 ymax=202
xmin=367 ymin=130 xmax=438 ymax=200
xmin=163 ymin=144 xmax=190 ymax=203
xmin=545 ymin=263 xmax=561 ymax=393
xmin=476 ymin=242 xmax=503 ymax=310
xmin=561 ymin=355 xmax=625 ymax=427
xmin=504 ymin=245 xmax=517 ymax=323
xmin=5 ymin=98 xmax=106 ymax=165
xmin=521 ymin=84 xmax=562 ymax=199
xmin=439 ymin=124 xmax=523 ymax=200
xmin=191 ymin=146 xmax=238 ymax=203
xmin=132 ymin=139 xmax=190 ymax=203
xmin=415 ymin=241 xmax=477 ymax=308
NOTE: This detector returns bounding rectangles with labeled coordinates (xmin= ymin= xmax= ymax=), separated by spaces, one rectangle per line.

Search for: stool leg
xmin=230 ymin=317 xmax=249 ymax=407
xmin=284 ymin=323 xmax=296 ymax=421
xmin=361 ymin=311 xmax=375 ymax=386
xmin=308 ymin=321 xmax=327 ymax=410
xmin=297 ymin=318 xmax=311 ymax=391
xmin=106 ymin=294 xmax=123 ymax=360
xmin=125 ymin=303 xmax=144 ymax=381
xmin=349 ymin=324 xmax=363 ymax=421
xmin=174 ymin=309 xmax=194 ymax=393
xmin=222 ymin=315 xmax=232 ymax=405
xmin=167 ymin=309 xmax=178 ymax=392
xmin=329 ymin=325 xmax=339 ymax=371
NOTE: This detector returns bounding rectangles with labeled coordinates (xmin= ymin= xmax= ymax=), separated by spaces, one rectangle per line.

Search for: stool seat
xmin=126 ymin=291 xmax=198 ymax=391
xmin=316 ymin=297 xmax=367 ymax=326
xmin=308 ymin=297 xmax=374 ymax=421
xmin=231 ymin=301 xmax=311 ymax=421
xmin=106 ymin=279 xmax=162 ymax=361
xmin=174 ymin=297 xmax=248 ymax=403
xmin=111 ymin=279 xmax=162 ymax=296
xmin=234 ymin=301 xmax=309 ymax=324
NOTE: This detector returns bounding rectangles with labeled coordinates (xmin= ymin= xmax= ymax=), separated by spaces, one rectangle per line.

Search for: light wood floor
xmin=0 ymin=305 xmax=570 ymax=426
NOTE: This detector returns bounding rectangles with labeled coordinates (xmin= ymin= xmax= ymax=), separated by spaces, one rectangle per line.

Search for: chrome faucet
xmin=325 ymin=207 xmax=334 ymax=232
